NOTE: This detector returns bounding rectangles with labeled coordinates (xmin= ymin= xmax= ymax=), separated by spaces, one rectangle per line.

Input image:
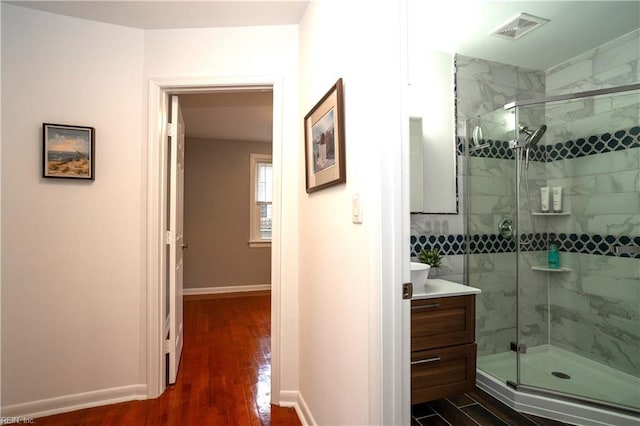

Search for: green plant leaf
xmin=418 ymin=248 xmax=442 ymax=268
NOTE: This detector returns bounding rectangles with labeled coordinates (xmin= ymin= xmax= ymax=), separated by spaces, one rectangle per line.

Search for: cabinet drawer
xmin=411 ymin=343 xmax=476 ymax=404
xmin=411 ymin=295 xmax=475 ymax=351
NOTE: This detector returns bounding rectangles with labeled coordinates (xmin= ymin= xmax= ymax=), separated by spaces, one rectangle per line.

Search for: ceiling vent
xmin=490 ymin=13 xmax=550 ymax=40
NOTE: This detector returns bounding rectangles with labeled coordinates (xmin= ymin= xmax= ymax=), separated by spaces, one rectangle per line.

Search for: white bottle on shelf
xmin=552 ymin=187 xmax=562 ymax=212
xmin=540 ymin=187 xmax=550 ymax=212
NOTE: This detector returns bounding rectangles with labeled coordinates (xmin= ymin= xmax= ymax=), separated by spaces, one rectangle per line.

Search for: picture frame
xmin=304 ymin=78 xmax=346 ymax=193
xmin=43 ymin=123 xmax=95 ymax=180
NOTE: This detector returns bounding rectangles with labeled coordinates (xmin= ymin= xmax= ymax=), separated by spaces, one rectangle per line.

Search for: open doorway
xmin=146 ymin=77 xmax=285 ymax=408
xmin=179 ymin=90 xmax=273 ymax=298
xmin=172 ymin=90 xmax=274 ymax=416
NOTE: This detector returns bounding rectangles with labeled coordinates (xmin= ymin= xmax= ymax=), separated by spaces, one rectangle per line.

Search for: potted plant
xmin=418 ymin=248 xmax=443 ymax=277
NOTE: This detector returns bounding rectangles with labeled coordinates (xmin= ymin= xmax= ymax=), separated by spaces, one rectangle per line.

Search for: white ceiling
xmin=9 ymin=1 xmax=638 ymax=71
xmin=409 ymin=1 xmax=640 ymax=71
xmin=8 ymin=1 xmax=637 ymax=140
xmin=5 ymin=0 xmax=310 ymax=29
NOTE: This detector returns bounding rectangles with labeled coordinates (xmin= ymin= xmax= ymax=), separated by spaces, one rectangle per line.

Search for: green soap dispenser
xmin=548 ymin=242 xmax=560 ymax=269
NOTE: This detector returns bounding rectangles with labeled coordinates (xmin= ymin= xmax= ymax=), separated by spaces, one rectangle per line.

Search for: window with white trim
xmin=249 ymin=154 xmax=272 ymax=247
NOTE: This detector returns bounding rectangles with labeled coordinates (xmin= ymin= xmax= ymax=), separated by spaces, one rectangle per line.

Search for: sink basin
xmin=410 ymin=262 xmax=431 ymax=285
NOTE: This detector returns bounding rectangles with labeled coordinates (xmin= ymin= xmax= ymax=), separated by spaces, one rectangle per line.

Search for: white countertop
xmin=412 ymin=278 xmax=481 ymax=300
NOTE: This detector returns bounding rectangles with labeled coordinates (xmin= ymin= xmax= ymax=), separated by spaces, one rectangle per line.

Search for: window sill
xmin=249 ymin=240 xmax=271 ymax=248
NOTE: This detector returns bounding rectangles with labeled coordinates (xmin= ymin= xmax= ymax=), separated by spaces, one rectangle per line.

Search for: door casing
xmin=145 ymin=75 xmax=283 ymax=400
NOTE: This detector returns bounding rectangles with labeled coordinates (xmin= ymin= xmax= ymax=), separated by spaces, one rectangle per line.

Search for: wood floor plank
xmin=461 ymin=403 xmax=509 ymax=425
xmin=417 ymin=414 xmax=452 ymax=426
xmin=412 ymin=402 xmax=437 ymax=418
xmin=428 ymin=399 xmax=478 ymax=425
xmin=467 ymin=388 xmax=539 ymax=426
xmin=446 ymin=393 xmax=476 ymax=408
xmin=36 ymin=292 xmax=300 ymax=426
xmin=523 ymin=412 xmax=572 ymax=426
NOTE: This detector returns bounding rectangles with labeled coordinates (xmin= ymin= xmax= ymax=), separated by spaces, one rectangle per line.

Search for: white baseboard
xmin=278 ymin=390 xmax=298 ymax=407
xmin=183 ymin=284 xmax=271 ymax=296
xmin=295 ymin=392 xmax=316 ymax=426
xmin=2 ymin=384 xmax=147 ymax=420
xmin=279 ymin=390 xmax=316 ymax=426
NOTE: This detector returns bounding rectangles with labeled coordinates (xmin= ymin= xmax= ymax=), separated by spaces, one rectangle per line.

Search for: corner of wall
xmin=0 ymin=1 xmax=4 ymax=414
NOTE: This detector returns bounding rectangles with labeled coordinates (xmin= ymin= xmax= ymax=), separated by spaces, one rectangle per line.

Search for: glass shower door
xmin=515 ymin=89 xmax=640 ymax=413
xmin=466 ymin=108 xmax=520 ymax=385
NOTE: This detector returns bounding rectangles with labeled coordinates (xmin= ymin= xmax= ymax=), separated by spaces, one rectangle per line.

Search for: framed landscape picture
xmin=304 ymin=78 xmax=346 ymax=193
xmin=43 ymin=123 xmax=95 ymax=180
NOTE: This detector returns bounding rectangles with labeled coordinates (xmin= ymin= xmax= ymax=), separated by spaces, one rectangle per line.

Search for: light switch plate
xmin=352 ymin=193 xmax=362 ymax=224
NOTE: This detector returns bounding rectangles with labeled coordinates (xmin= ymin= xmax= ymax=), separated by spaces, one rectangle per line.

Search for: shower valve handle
xmin=498 ymin=218 xmax=514 ymax=239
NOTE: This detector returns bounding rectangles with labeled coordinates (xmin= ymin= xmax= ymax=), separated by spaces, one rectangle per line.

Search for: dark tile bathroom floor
xmin=412 ymin=388 xmax=570 ymax=426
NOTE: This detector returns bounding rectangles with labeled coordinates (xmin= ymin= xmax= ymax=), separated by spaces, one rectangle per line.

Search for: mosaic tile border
xmin=458 ymin=126 xmax=640 ymax=161
xmin=547 ymin=127 xmax=640 ymax=161
xmin=411 ymin=234 xmax=466 ymax=257
xmin=553 ymin=233 xmax=640 ymax=258
xmin=411 ymin=233 xmax=640 ymax=259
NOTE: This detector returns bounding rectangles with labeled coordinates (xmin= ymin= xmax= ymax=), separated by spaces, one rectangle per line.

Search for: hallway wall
xmin=1 ymin=4 xmax=145 ymax=412
xmin=1 ymin=4 xmax=301 ymax=416
xmin=298 ymin=1 xmax=403 ymax=424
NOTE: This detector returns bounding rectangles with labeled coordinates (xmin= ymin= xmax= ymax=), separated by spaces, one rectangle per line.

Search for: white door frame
xmin=145 ymin=75 xmax=284 ymax=400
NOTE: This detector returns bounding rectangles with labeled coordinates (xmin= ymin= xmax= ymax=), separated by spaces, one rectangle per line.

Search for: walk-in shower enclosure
xmin=466 ymin=84 xmax=640 ymax=416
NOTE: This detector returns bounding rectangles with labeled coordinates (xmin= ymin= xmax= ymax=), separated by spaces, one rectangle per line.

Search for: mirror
xmin=407 ymin=50 xmax=457 ymax=214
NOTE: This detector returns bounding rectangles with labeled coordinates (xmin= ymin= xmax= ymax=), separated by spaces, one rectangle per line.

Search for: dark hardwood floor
xmin=30 ymin=292 xmax=575 ymax=426
xmin=37 ymin=292 xmax=301 ymax=425
xmin=413 ymin=388 xmax=570 ymax=426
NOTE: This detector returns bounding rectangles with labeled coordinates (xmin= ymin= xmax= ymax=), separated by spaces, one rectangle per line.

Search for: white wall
xmin=298 ymin=1 xmax=404 ymax=424
xmin=1 ymin=3 xmax=145 ymax=414
xmin=143 ymin=24 xmax=300 ymax=399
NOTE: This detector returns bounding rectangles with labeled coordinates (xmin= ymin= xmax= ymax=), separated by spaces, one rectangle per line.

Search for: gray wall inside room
xmin=184 ymin=138 xmax=272 ymax=289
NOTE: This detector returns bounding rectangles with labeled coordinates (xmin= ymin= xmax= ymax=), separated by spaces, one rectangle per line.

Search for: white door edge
xmin=145 ymin=75 xmax=284 ymax=401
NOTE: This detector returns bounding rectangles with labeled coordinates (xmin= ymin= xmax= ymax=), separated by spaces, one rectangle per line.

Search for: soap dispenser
xmin=548 ymin=242 xmax=560 ymax=269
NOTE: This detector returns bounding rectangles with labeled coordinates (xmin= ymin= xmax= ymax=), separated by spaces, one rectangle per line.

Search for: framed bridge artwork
xmin=304 ymin=78 xmax=346 ymax=193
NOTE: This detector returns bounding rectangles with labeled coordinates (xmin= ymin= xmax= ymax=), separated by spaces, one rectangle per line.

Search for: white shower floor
xmin=478 ymin=345 xmax=640 ymax=411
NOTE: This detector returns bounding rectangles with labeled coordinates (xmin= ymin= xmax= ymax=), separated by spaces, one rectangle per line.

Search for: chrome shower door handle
xmin=498 ymin=218 xmax=514 ymax=239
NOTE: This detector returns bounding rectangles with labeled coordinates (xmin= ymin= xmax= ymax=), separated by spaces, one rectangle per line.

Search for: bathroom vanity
xmin=411 ymin=279 xmax=481 ymax=404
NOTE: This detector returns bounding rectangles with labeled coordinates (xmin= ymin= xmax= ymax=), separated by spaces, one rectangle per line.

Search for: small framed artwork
xmin=304 ymin=78 xmax=346 ymax=193
xmin=43 ymin=123 xmax=95 ymax=180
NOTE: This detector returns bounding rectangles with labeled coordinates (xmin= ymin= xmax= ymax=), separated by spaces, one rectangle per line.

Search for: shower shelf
xmin=532 ymin=212 xmax=571 ymax=216
xmin=531 ymin=266 xmax=572 ymax=272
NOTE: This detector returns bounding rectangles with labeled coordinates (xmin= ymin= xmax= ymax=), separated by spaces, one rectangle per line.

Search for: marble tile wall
xmin=545 ymin=29 xmax=640 ymax=96
xmin=458 ymin=56 xmax=546 ymax=355
xmin=541 ymin=30 xmax=640 ymax=377
xmin=542 ymin=128 xmax=639 ymax=376
xmin=549 ymin=253 xmax=639 ymax=377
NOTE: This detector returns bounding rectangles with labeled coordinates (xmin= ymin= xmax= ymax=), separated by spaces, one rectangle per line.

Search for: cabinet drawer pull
xmin=411 ymin=303 xmax=440 ymax=311
xmin=411 ymin=356 xmax=441 ymax=365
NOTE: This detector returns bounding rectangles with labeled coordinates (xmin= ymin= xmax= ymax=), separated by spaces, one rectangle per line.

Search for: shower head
xmin=518 ymin=124 xmax=547 ymax=148
xmin=526 ymin=124 xmax=547 ymax=148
